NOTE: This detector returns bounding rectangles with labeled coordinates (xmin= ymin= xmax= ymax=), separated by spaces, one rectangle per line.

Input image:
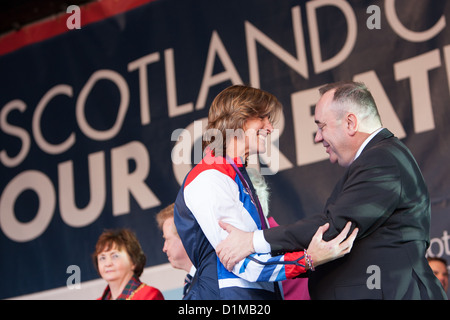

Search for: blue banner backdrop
xmin=0 ymin=0 xmax=449 ymax=299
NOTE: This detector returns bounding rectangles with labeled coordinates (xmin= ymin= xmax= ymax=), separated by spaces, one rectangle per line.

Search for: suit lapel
xmin=325 ymin=128 xmax=394 ymax=207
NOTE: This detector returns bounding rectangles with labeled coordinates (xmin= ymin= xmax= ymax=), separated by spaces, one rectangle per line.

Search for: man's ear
xmin=346 ymin=113 xmax=358 ymax=136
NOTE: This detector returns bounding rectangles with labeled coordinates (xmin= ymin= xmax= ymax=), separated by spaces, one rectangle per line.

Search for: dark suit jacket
xmin=264 ymin=129 xmax=447 ymax=300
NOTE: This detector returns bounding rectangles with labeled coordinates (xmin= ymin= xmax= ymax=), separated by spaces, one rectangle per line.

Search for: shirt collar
xmin=203 ymin=150 xmax=245 ymax=167
xmin=354 ymin=127 xmax=383 ymax=161
xmin=101 ymin=275 xmax=142 ymax=300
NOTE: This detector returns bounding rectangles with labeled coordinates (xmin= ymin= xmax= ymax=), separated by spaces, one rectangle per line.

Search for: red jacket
xmin=126 ymin=284 xmax=164 ymax=300
xmin=97 ymin=276 xmax=164 ymax=300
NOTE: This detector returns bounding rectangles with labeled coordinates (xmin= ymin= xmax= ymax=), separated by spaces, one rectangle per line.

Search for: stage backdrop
xmin=1 ymin=0 xmax=449 ymax=299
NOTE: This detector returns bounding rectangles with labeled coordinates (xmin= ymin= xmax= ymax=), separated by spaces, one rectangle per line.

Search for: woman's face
xmin=244 ymin=116 xmax=274 ymax=156
xmin=97 ymin=244 xmax=135 ymax=284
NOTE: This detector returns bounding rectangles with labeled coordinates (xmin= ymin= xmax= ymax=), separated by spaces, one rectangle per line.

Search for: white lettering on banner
xmin=427 ymin=230 xmax=450 ymax=280
xmin=164 ymin=48 xmax=194 ymax=117
xmin=291 ymin=86 xmax=326 ymax=166
xmin=171 ymin=118 xmax=208 ymax=186
xmin=246 ymin=5 xmax=308 ymax=88
xmin=33 ymin=84 xmax=75 ymax=154
xmin=111 ymin=141 xmax=161 ymax=215
xmin=385 ymin=0 xmax=446 ymax=43
xmin=428 ymin=230 xmax=450 ymax=257
xmin=9 ymin=69 xmax=132 ymax=159
xmin=0 ymin=2 xmax=448 ymax=242
xmin=77 ymin=69 xmax=130 ymax=141
xmin=195 ymin=31 xmax=243 ymax=110
xmin=0 ymin=100 xmax=30 ymax=167
xmin=258 ymin=110 xmax=293 ymax=175
xmin=127 ymin=51 xmax=160 ymax=125
xmin=444 ymin=46 xmax=450 ymax=94
xmin=0 ymin=171 xmax=55 ymax=242
xmin=291 ymin=66 xmax=441 ymax=166
xmin=0 ymin=141 xmax=161 ymax=241
xmin=307 ymin=0 xmax=357 ymax=74
xmin=1 ymin=4 xmax=447 ymax=167
xmin=58 ymin=151 xmax=106 ymax=227
xmin=394 ymin=49 xmax=441 ymax=133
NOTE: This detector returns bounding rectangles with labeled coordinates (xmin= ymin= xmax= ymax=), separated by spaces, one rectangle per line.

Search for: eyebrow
xmin=99 ymin=249 xmax=119 ymax=255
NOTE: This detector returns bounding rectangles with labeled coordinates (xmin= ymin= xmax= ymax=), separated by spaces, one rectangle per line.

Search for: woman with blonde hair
xmin=174 ymin=85 xmax=357 ymax=300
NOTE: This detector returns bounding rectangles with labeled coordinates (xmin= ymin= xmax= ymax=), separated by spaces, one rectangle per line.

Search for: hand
xmin=216 ymin=221 xmax=255 ymax=271
xmin=306 ymin=221 xmax=358 ymax=268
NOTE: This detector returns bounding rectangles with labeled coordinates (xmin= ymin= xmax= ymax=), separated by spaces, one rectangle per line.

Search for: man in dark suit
xmin=216 ymin=81 xmax=447 ymax=299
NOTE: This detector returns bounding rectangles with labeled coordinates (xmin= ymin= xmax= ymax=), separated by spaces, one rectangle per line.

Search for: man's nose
xmin=314 ymin=130 xmax=323 ymax=143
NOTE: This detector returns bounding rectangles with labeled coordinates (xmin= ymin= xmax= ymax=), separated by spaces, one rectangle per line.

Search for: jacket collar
xmin=359 ymin=128 xmax=393 ymax=156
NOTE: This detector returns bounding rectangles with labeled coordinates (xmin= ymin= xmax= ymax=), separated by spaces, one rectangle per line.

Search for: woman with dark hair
xmin=93 ymin=229 xmax=164 ymax=300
